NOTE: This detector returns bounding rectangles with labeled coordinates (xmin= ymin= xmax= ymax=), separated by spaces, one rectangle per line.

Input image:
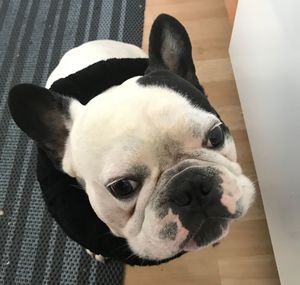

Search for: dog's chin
xmin=181 ymin=218 xmax=231 ymax=252
xmin=127 ymin=218 xmax=232 ymax=261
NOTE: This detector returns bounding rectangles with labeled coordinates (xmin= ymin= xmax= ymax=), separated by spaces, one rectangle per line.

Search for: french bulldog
xmin=9 ymin=14 xmax=255 ymax=261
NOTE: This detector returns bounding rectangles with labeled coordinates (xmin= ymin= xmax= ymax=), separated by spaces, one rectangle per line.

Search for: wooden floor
xmin=124 ymin=0 xmax=280 ymax=284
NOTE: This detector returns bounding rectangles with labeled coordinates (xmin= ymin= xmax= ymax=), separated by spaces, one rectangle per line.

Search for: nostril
xmin=199 ymin=183 xmax=211 ymax=196
xmin=169 ymin=173 xmax=214 ymax=207
xmin=194 ymin=174 xmax=212 ymax=196
xmin=171 ymin=191 xmax=192 ymax=207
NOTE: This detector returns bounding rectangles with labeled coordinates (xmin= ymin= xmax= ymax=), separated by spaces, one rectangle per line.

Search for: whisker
xmin=141 ymin=258 xmax=145 ymax=266
xmin=124 ymin=252 xmax=136 ymax=261
xmin=114 ymin=242 xmax=130 ymax=252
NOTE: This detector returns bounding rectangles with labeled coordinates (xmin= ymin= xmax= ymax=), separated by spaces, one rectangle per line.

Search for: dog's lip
xmin=180 ymin=217 xmax=231 ymax=251
xmin=232 ymin=209 xmax=243 ymax=219
xmin=183 ymin=238 xmax=199 ymax=251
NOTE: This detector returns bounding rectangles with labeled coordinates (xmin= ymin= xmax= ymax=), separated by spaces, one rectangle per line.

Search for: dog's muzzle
xmin=159 ymin=163 xmax=247 ymax=249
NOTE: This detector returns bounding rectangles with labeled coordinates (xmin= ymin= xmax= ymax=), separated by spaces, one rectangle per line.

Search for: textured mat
xmin=0 ymin=0 xmax=145 ymax=284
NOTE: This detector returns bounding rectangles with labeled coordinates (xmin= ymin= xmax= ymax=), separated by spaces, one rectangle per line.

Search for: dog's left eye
xmin=207 ymin=123 xmax=225 ymax=148
xmin=106 ymin=179 xmax=139 ymax=199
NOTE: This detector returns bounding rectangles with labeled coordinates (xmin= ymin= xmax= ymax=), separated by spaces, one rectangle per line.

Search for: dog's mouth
xmin=180 ymin=217 xmax=232 ymax=251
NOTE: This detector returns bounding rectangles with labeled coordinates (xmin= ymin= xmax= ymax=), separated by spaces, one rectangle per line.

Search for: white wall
xmin=229 ymin=1 xmax=300 ymax=284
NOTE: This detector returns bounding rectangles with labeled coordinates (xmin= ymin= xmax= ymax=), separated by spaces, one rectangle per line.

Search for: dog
xmin=9 ymin=14 xmax=255 ymax=262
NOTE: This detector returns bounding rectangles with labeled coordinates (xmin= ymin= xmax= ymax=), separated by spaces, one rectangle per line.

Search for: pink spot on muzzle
xmin=220 ymin=193 xmax=237 ymax=214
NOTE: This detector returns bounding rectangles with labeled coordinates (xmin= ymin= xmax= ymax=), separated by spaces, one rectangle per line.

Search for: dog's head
xmin=9 ymin=14 xmax=255 ymax=261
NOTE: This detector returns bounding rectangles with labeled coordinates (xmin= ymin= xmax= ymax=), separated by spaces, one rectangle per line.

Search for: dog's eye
xmin=207 ymin=123 xmax=225 ymax=148
xmin=106 ymin=179 xmax=138 ymax=199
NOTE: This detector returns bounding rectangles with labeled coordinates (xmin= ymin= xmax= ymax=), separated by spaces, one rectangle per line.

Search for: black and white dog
xmin=9 ymin=14 xmax=255 ymax=265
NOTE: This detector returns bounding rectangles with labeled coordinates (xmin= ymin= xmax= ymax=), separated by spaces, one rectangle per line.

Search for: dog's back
xmin=46 ymin=40 xmax=147 ymax=88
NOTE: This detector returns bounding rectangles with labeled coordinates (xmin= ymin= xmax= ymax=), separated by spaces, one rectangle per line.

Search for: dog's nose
xmin=169 ymin=168 xmax=216 ymax=208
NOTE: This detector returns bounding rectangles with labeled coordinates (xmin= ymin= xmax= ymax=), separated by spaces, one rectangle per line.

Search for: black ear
xmin=8 ymin=84 xmax=72 ymax=168
xmin=146 ymin=14 xmax=202 ymax=90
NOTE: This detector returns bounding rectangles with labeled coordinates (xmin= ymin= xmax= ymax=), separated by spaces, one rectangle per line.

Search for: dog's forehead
xmin=138 ymin=70 xmax=219 ymax=117
xmin=79 ymin=78 xmax=220 ymax=148
xmin=70 ymin=76 xmax=227 ymax=179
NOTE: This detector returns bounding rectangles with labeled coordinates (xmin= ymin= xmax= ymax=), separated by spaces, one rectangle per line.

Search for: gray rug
xmin=0 ymin=0 xmax=145 ymax=284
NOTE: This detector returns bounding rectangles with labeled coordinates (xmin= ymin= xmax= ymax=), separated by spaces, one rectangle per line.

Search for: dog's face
xmin=9 ymin=15 xmax=255 ymax=261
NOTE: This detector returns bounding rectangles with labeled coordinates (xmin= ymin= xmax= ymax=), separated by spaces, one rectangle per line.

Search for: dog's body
xmin=46 ymin=40 xmax=147 ymax=88
xmin=9 ymin=15 xmax=255 ymax=263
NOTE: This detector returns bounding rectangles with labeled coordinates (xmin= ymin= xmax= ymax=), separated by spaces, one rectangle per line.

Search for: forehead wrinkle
xmin=125 ymin=164 xmax=151 ymax=181
xmin=189 ymin=113 xmax=220 ymax=138
xmin=153 ymin=136 xmax=181 ymax=167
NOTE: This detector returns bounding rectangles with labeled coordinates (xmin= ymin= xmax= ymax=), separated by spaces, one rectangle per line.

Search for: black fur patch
xmin=145 ymin=14 xmax=202 ymax=91
xmin=9 ymin=84 xmax=71 ymax=168
xmin=51 ymin=58 xmax=149 ymax=104
xmin=159 ymin=222 xmax=178 ymax=240
xmin=138 ymin=70 xmax=219 ymax=116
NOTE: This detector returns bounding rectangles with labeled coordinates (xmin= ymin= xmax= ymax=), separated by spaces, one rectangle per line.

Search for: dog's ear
xmin=146 ymin=14 xmax=201 ymax=89
xmin=8 ymin=84 xmax=83 ymax=170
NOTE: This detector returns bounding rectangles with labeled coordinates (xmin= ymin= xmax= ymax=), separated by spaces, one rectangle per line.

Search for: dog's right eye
xmin=106 ymin=179 xmax=139 ymax=199
xmin=207 ymin=123 xmax=225 ymax=148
